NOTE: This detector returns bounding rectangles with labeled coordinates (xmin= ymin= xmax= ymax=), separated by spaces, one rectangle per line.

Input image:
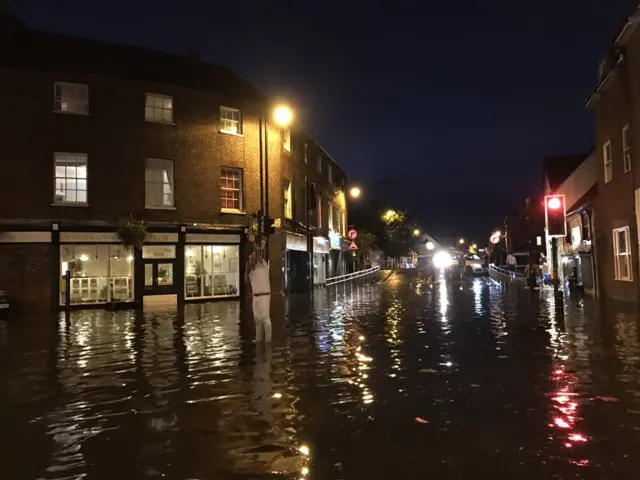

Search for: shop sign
xmin=286 ymin=234 xmax=307 ymax=252
xmin=329 ymin=232 xmax=342 ymax=250
xmin=142 ymin=245 xmax=176 ymax=259
xmin=146 ymin=233 xmax=178 ymax=243
xmin=60 ymin=232 xmax=119 ymax=243
xmin=186 ymin=233 xmax=240 ymax=244
xmin=313 ymin=236 xmax=330 ymax=254
xmin=0 ymin=231 xmax=52 ymax=243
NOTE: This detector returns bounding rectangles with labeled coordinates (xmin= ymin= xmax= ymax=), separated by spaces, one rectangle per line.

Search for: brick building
xmin=585 ymin=5 xmax=640 ymax=303
xmin=0 ymin=14 xmax=349 ymax=311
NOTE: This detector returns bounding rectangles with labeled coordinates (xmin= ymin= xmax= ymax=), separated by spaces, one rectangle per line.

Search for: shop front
xmin=313 ymin=236 xmax=330 ymax=286
xmin=60 ymin=232 xmax=135 ymax=306
xmin=184 ymin=233 xmax=241 ymax=300
xmin=328 ymin=232 xmax=346 ymax=278
xmin=284 ymin=233 xmax=309 ymax=292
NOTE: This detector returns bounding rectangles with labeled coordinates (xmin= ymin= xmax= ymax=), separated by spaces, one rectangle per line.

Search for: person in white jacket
xmin=245 ymin=249 xmax=272 ymax=342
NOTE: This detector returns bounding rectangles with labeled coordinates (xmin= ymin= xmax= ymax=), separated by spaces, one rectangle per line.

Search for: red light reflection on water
xmin=548 ymin=364 xmax=589 ymax=466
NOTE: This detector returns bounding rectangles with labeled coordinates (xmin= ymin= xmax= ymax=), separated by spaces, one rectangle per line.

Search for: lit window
xmin=613 ymin=226 xmax=632 ymax=281
xmin=328 ymin=163 xmax=332 ymax=183
xmin=328 ymin=201 xmax=333 ymax=231
xmin=220 ymin=106 xmax=242 ymax=135
xmin=317 ymin=155 xmax=322 ymax=173
xmin=603 ymin=140 xmax=612 ymax=183
xmin=145 ymin=93 xmax=173 ymax=123
xmin=284 ymin=181 xmax=293 ymax=219
xmin=54 ymin=153 xmax=88 ymax=204
xmin=221 ymin=167 xmax=243 ymax=211
xmin=54 ymin=82 xmax=88 ymax=114
xmin=283 ymin=128 xmax=291 ymax=152
xmin=623 ymin=124 xmax=631 ymax=173
xmin=317 ymin=194 xmax=322 ymax=227
xmin=145 ymin=158 xmax=174 ymax=208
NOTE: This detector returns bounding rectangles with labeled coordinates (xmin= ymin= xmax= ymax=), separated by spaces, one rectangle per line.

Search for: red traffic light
xmin=547 ymin=197 xmax=562 ymax=210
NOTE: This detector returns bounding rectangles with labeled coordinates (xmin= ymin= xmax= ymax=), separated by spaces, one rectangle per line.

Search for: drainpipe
xmin=587 ymin=208 xmax=599 ymax=303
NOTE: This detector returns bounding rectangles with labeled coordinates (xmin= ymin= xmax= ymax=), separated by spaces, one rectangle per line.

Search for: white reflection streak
xmin=439 ymin=281 xmax=448 ymax=318
xmin=472 ymin=279 xmax=483 ymax=315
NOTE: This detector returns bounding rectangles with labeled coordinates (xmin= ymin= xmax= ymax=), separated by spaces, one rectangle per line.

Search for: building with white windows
xmin=0 ymin=12 xmax=349 ymax=311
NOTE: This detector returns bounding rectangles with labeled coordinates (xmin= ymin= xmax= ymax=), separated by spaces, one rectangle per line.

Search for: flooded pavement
xmin=2 ymin=276 xmax=640 ymax=479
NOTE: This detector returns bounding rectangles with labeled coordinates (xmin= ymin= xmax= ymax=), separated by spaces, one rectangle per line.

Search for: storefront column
xmin=51 ymin=225 xmax=60 ymax=312
xmin=176 ymin=228 xmax=186 ymax=307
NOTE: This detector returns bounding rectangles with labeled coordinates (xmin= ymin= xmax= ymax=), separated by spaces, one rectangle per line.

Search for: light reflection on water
xmin=1 ymin=278 xmax=640 ymax=478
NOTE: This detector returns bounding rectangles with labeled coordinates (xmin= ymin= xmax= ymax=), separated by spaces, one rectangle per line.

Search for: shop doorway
xmin=143 ymin=260 xmax=178 ymax=308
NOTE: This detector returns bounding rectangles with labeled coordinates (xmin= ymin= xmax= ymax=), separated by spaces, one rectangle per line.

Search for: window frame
xmin=145 ymin=93 xmax=174 ymax=124
xmin=613 ymin=226 xmax=633 ymax=281
xmin=317 ymin=194 xmax=322 ymax=228
xmin=145 ymin=158 xmax=175 ymax=209
xmin=304 ymin=143 xmax=308 ymax=164
xmin=603 ymin=140 xmax=613 ymax=183
xmin=623 ymin=124 xmax=632 ymax=173
xmin=220 ymin=167 xmax=244 ymax=213
xmin=283 ymin=128 xmax=291 ymax=152
xmin=53 ymin=82 xmax=89 ymax=115
xmin=53 ymin=152 xmax=88 ymax=206
xmin=317 ymin=155 xmax=322 ymax=173
xmin=220 ymin=106 xmax=243 ymax=135
xmin=284 ymin=181 xmax=293 ymax=219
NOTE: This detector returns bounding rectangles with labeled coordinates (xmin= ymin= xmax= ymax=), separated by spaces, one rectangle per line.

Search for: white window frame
xmin=54 ymin=152 xmax=88 ymax=205
xmin=328 ymin=201 xmax=333 ymax=231
xmin=54 ymin=82 xmax=89 ymax=115
xmin=328 ymin=163 xmax=332 ymax=183
xmin=145 ymin=158 xmax=175 ymax=209
xmin=623 ymin=124 xmax=631 ymax=173
xmin=304 ymin=143 xmax=308 ymax=164
xmin=283 ymin=128 xmax=291 ymax=152
xmin=317 ymin=155 xmax=322 ymax=173
xmin=220 ymin=106 xmax=242 ymax=135
xmin=284 ymin=181 xmax=293 ymax=219
xmin=145 ymin=93 xmax=173 ymax=124
xmin=220 ymin=167 xmax=243 ymax=212
xmin=317 ymin=195 xmax=322 ymax=228
xmin=603 ymin=140 xmax=613 ymax=183
xmin=613 ymin=226 xmax=632 ymax=281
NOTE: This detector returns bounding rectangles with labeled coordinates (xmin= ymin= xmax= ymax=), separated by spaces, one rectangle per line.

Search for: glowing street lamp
xmin=458 ymin=238 xmax=465 ymax=245
xmin=273 ymin=105 xmax=293 ymax=127
xmin=383 ymin=209 xmax=398 ymax=222
xmin=413 ymin=229 xmax=421 ymax=237
xmin=350 ymin=186 xmax=361 ymax=199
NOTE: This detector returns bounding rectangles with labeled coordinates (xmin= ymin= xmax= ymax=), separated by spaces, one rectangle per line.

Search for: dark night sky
xmin=8 ymin=0 xmax=637 ymax=242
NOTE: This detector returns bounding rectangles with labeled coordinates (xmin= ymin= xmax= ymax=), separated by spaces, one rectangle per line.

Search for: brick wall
xmin=0 ymin=244 xmax=54 ymax=312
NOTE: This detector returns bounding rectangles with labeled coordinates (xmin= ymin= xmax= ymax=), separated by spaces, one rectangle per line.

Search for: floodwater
xmin=2 ymin=274 xmax=640 ymax=479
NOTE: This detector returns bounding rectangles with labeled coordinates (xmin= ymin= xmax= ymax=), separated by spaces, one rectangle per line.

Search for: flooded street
xmin=2 ymin=275 xmax=640 ymax=479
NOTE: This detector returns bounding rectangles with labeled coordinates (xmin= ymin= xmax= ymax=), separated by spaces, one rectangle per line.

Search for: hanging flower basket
xmin=117 ymin=214 xmax=147 ymax=250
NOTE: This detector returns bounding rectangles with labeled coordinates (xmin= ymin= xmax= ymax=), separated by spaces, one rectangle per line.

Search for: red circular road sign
xmin=348 ymin=229 xmax=358 ymax=240
xmin=490 ymin=234 xmax=500 ymax=245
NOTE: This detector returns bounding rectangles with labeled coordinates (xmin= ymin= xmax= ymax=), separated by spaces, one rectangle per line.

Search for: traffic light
xmin=544 ymin=194 xmax=566 ymax=237
xmin=263 ymin=215 xmax=275 ymax=235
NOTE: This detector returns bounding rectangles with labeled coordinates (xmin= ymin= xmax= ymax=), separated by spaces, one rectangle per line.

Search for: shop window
xmin=221 ymin=167 xmax=243 ymax=212
xmin=60 ymin=245 xmax=134 ymax=305
xmin=185 ymin=245 xmax=240 ymax=299
xmin=145 ymin=158 xmax=174 ymax=208
xmin=54 ymin=152 xmax=88 ymax=205
xmin=284 ymin=181 xmax=292 ymax=219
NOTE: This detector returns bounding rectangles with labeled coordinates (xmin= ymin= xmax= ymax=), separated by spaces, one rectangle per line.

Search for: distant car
xmin=0 ymin=290 xmax=9 ymax=313
xmin=463 ymin=255 xmax=485 ymax=275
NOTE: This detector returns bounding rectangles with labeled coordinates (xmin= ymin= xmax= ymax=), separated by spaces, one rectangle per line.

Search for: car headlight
xmin=433 ymin=251 xmax=452 ymax=269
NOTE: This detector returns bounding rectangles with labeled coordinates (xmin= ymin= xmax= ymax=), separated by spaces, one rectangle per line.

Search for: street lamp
xmin=458 ymin=238 xmax=465 ymax=245
xmin=273 ymin=105 xmax=293 ymax=127
xmin=350 ymin=186 xmax=361 ymax=199
xmin=413 ymin=229 xmax=420 ymax=237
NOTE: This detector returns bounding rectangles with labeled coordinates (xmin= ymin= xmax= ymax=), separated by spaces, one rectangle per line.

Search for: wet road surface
xmin=2 ymin=274 xmax=640 ymax=479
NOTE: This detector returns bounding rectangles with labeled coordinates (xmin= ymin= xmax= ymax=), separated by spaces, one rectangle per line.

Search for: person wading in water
xmin=245 ymin=248 xmax=272 ymax=342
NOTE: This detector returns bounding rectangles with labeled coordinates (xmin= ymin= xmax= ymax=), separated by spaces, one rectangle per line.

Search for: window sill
xmin=52 ymin=202 xmax=89 ymax=207
xmin=145 ymin=206 xmax=177 ymax=210
xmin=52 ymin=110 xmax=89 ymax=116
xmin=624 ymin=168 xmax=632 ymax=174
xmin=615 ymin=277 xmax=633 ymax=282
xmin=221 ymin=208 xmax=245 ymax=215
xmin=219 ymin=130 xmax=244 ymax=137
xmin=145 ymin=119 xmax=176 ymax=125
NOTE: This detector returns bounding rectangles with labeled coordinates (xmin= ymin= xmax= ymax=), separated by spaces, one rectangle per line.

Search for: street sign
xmin=347 ymin=229 xmax=358 ymax=240
xmin=490 ymin=234 xmax=500 ymax=245
xmin=349 ymin=242 xmax=359 ymax=251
